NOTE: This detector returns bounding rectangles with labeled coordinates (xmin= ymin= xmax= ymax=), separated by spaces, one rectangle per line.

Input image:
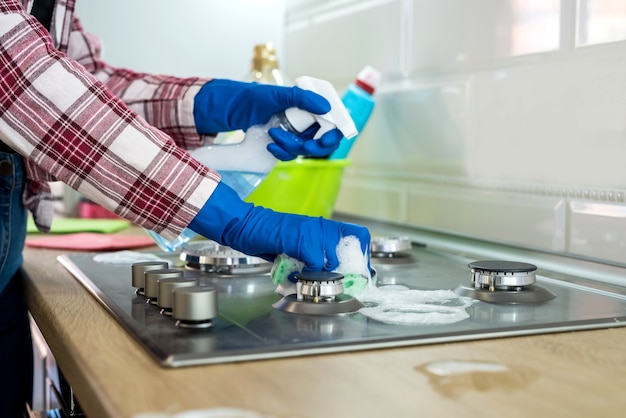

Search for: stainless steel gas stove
xmin=58 ymin=217 xmax=626 ymax=368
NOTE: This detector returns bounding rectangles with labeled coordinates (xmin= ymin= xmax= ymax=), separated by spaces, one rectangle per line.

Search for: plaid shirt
xmin=0 ymin=0 xmax=221 ymax=240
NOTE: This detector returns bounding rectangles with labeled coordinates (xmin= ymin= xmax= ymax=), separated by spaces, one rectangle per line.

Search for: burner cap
xmin=294 ymin=271 xmax=343 ymax=282
xmin=468 ymin=260 xmax=537 ymax=273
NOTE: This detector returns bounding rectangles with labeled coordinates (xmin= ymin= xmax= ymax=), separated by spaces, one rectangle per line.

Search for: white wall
xmin=75 ymin=0 xmax=286 ymax=78
xmin=286 ymin=0 xmax=626 ymax=266
xmin=73 ymin=0 xmax=626 ymax=266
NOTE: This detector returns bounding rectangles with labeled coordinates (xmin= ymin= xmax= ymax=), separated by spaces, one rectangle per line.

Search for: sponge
xmin=270 ymin=254 xmax=304 ymax=286
xmin=335 ymin=235 xmax=370 ymax=279
xmin=341 ymin=273 xmax=369 ymax=297
xmin=270 ymin=254 xmax=301 ymax=296
xmin=270 ymin=235 xmax=372 ymax=296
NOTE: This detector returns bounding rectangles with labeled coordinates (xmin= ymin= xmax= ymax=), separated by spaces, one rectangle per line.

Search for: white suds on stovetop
xmin=356 ymin=284 xmax=474 ymax=326
xmin=270 ymin=235 xmax=474 ymax=326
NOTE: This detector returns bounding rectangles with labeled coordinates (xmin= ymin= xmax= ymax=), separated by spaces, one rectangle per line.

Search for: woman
xmin=0 ymin=0 xmax=370 ymax=414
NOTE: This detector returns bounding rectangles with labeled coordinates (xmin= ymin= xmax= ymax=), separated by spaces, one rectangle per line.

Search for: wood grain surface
xmin=23 ymin=228 xmax=626 ymax=418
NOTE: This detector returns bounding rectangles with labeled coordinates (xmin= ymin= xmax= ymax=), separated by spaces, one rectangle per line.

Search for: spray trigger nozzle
xmin=284 ymin=76 xmax=358 ymax=140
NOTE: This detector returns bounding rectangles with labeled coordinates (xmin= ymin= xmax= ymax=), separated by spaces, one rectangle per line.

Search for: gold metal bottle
xmin=246 ymin=42 xmax=287 ymax=85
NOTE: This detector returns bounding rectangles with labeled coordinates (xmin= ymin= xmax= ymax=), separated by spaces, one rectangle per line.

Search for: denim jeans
xmin=0 ymin=151 xmax=27 ymax=290
xmin=0 ymin=151 xmax=33 ymax=416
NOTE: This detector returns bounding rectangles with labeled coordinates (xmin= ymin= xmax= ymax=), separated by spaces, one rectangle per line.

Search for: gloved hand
xmin=193 ymin=79 xmax=343 ymax=160
xmin=188 ymin=181 xmax=371 ymax=272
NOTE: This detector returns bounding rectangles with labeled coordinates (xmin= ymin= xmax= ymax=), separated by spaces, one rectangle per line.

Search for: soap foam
xmin=269 ymin=237 xmax=473 ymax=326
xmin=93 ymin=250 xmax=170 ymax=266
xmin=356 ymin=285 xmax=474 ymax=325
xmin=335 ymin=235 xmax=370 ymax=280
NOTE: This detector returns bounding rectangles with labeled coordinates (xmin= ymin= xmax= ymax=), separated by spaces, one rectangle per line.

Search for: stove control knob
xmin=157 ymin=277 xmax=198 ymax=315
xmin=144 ymin=269 xmax=184 ymax=305
xmin=131 ymin=261 xmax=169 ymax=296
xmin=172 ymin=285 xmax=218 ymax=329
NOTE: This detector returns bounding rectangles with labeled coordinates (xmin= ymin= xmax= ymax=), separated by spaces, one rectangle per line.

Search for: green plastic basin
xmin=246 ymin=158 xmax=351 ymax=218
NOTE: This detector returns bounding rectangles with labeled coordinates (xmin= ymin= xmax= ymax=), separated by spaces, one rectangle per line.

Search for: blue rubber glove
xmin=188 ymin=182 xmax=371 ymax=272
xmin=267 ymin=124 xmax=343 ymax=161
xmin=193 ymin=79 xmax=343 ymax=160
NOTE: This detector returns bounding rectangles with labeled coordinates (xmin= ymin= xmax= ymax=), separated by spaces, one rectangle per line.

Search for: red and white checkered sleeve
xmin=0 ymin=9 xmax=220 ymax=240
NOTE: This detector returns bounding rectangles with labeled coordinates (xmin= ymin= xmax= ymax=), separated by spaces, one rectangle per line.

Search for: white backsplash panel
xmin=287 ymin=0 xmax=626 ymax=266
xmin=469 ymin=50 xmax=626 ymax=189
xmin=409 ymin=0 xmax=561 ymax=74
xmin=404 ymin=184 xmax=566 ymax=250
xmin=568 ymin=201 xmax=626 ymax=262
xmin=286 ymin=0 xmax=406 ymax=83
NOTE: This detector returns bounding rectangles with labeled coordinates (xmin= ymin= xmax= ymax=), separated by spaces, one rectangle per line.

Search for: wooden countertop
xmin=24 ymin=227 xmax=626 ymax=418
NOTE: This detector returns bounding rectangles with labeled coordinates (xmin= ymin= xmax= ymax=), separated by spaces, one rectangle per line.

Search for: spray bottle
xmin=329 ymin=65 xmax=381 ymax=159
xmin=148 ymin=76 xmax=358 ymax=252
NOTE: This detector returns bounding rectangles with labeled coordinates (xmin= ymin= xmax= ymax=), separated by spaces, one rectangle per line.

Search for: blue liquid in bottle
xmin=330 ymin=66 xmax=380 ymax=159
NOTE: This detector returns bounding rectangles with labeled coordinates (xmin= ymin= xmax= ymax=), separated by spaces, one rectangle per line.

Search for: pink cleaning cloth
xmin=25 ymin=232 xmax=156 ymax=251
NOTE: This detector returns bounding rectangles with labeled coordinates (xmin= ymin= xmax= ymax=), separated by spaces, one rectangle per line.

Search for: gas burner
xmin=470 ymin=260 xmax=538 ymax=290
xmin=297 ymin=271 xmax=345 ymax=303
xmin=180 ymin=240 xmax=271 ymax=275
xmin=370 ymin=236 xmax=417 ymax=265
xmin=273 ymin=272 xmax=364 ymax=315
xmin=454 ymin=260 xmax=556 ymax=304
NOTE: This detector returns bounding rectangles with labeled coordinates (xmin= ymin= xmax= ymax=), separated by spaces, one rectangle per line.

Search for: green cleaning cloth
xmin=27 ymin=217 xmax=130 ymax=234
